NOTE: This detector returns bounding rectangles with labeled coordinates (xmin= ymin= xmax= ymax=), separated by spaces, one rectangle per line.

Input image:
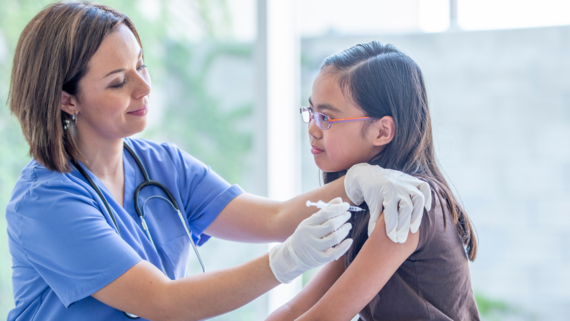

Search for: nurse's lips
xmin=127 ymin=105 xmax=148 ymax=116
xmin=311 ymin=145 xmax=324 ymax=155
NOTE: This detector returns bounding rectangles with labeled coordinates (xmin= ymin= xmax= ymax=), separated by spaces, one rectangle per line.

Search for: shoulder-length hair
xmin=321 ymin=41 xmax=477 ymax=262
xmin=9 ymin=1 xmax=142 ymax=172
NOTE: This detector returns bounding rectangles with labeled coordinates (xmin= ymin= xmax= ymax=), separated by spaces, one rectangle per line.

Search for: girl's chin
xmin=314 ymin=159 xmax=350 ymax=173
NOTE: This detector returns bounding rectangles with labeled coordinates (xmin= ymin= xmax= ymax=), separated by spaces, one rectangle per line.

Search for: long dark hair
xmin=320 ymin=41 xmax=477 ymax=263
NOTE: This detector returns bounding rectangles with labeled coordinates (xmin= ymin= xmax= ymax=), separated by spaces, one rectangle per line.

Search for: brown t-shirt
xmin=351 ymin=195 xmax=480 ymax=321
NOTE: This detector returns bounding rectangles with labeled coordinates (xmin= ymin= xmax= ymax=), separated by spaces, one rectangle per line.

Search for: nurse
xmin=6 ymin=2 xmax=431 ymax=320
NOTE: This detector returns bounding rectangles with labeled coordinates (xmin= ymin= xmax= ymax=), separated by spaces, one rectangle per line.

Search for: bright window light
xmin=298 ymin=0 xmax=421 ymax=36
xmin=419 ymin=0 xmax=450 ymax=32
xmin=459 ymin=0 xmax=570 ymax=30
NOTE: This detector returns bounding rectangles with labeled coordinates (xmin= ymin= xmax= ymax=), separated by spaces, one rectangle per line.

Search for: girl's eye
xmin=320 ymin=114 xmax=329 ymax=122
xmin=137 ymin=64 xmax=147 ymax=71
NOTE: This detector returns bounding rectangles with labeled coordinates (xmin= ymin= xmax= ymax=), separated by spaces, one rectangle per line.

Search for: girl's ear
xmin=371 ymin=116 xmax=395 ymax=147
xmin=61 ymin=91 xmax=77 ymax=116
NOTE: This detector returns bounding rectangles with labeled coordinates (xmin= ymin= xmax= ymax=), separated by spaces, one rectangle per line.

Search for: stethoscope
xmin=73 ymin=142 xmax=206 ymax=319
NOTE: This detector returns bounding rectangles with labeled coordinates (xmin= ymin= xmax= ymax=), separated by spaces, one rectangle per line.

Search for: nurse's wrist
xmin=268 ymin=243 xmax=308 ymax=284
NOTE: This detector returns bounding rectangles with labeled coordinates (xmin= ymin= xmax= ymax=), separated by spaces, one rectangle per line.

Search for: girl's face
xmin=308 ymin=69 xmax=384 ymax=172
xmin=62 ymin=24 xmax=151 ymax=142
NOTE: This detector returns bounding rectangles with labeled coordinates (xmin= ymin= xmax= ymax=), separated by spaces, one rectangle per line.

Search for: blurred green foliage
xmin=155 ymin=40 xmax=253 ymax=184
xmin=0 ymin=0 xmax=254 ymax=318
xmin=476 ymin=292 xmax=511 ymax=316
xmin=475 ymin=292 xmax=536 ymax=321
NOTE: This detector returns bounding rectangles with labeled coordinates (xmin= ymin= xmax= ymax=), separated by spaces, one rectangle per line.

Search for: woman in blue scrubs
xmin=6 ymin=2 xmax=431 ymax=320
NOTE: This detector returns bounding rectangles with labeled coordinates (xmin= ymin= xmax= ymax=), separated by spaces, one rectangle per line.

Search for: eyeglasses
xmin=300 ymin=106 xmax=371 ymax=130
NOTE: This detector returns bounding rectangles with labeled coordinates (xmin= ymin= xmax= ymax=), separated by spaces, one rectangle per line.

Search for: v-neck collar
xmin=74 ymin=148 xmax=131 ymax=209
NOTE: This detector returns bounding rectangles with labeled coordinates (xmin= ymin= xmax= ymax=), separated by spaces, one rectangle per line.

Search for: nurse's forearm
xmin=93 ymin=254 xmax=279 ymax=321
xmin=206 ymin=177 xmax=351 ymax=243
xmin=165 ymin=254 xmax=279 ymax=320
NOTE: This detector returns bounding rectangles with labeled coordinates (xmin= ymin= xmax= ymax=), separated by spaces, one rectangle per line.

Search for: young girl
xmin=267 ymin=42 xmax=480 ymax=321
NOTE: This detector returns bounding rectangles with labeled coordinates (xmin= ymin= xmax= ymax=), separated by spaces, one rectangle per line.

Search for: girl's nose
xmin=308 ymin=118 xmax=322 ymax=139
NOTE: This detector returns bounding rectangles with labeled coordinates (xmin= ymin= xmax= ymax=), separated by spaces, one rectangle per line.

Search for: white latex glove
xmin=344 ymin=163 xmax=432 ymax=243
xmin=269 ymin=198 xmax=353 ymax=284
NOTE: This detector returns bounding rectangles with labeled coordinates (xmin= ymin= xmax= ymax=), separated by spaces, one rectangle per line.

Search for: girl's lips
xmin=311 ymin=145 xmax=324 ymax=155
xmin=127 ymin=106 xmax=148 ymax=116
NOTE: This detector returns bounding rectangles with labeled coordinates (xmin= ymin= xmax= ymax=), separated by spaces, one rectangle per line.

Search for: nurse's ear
xmin=60 ymin=90 xmax=78 ymax=117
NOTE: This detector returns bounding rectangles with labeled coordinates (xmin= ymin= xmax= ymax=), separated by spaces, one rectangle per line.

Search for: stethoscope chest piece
xmin=124 ymin=311 xmax=140 ymax=319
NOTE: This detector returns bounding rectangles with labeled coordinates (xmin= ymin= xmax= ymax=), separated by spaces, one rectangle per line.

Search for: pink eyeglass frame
xmin=300 ymin=106 xmax=371 ymax=130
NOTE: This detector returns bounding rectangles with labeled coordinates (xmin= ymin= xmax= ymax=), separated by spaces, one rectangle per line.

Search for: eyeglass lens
xmin=301 ymin=108 xmax=311 ymax=123
xmin=300 ymin=107 xmax=329 ymax=130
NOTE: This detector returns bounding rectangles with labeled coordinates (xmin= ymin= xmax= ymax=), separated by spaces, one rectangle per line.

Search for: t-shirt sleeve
xmin=10 ymin=179 xmax=142 ymax=308
xmin=161 ymin=143 xmax=244 ymax=245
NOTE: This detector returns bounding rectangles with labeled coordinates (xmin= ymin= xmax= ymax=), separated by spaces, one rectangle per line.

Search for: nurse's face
xmin=63 ymin=23 xmax=151 ymax=142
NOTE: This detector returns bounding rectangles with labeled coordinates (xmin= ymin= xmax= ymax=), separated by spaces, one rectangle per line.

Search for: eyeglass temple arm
xmin=328 ymin=117 xmax=371 ymax=123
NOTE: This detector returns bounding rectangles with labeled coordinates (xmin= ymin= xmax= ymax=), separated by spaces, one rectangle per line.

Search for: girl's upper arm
xmin=297 ymin=214 xmax=420 ymax=321
xmin=266 ymin=257 xmax=346 ymax=321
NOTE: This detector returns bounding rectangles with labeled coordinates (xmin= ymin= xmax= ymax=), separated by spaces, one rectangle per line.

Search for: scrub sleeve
xmin=158 ymin=141 xmax=243 ymax=246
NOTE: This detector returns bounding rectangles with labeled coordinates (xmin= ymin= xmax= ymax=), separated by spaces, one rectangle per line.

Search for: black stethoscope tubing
xmin=73 ymin=143 xmax=179 ymax=236
xmin=73 ymin=142 xmax=206 ymax=272
xmin=72 ymin=142 xmax=205 ymax=319
xmin=73 ymin=156 xmax=123 ymax=235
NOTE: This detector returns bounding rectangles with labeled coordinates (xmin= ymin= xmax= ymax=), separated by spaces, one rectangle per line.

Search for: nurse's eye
xmin=110 ymin=79 xmax=126 ymax=89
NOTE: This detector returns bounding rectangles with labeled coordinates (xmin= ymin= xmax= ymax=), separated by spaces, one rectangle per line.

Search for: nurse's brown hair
xmin=8 ymin=1 xmax=142 ymax=172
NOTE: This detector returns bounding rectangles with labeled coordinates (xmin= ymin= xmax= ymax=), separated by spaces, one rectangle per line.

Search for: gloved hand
xmin=269 ymin=198 xmax=353 ymax=284
xmin=344 ymin=163 xmax=432 ymax=243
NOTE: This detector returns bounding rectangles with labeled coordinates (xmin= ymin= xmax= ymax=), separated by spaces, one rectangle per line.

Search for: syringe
xmin=306 ymin=200 xmax=365 ymax=212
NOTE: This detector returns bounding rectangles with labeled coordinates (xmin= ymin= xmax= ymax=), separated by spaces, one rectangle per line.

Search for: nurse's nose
xmin=133 ymin=70 xmax=151 ymax=100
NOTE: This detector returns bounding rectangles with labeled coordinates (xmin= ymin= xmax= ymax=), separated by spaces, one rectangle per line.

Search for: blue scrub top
xmin=5 ymin=138 xmax=243 ymax=320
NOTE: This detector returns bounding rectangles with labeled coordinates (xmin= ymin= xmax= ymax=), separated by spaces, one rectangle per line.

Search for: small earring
xmin=63 ymin=119 xmax=70 ymax=130
xmin=72 ymin=112 xmax=77 ymax=127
